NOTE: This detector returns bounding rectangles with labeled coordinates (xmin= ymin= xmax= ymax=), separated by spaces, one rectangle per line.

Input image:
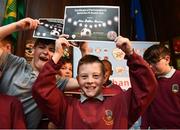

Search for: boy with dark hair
xmin=141 ymin=44 xmax=180 ymax=129
xmin=32 ymin=35 xmax=158 ymax=129
xmin=58 ymin=57 xmax=72 ymax=78
xmin=0 ymin=35 xmax=26 ymax=128
xmin=0 ymin=17 xmax=88 ymax=128
xmin=0 ymin=35 xmax=14 ymax=53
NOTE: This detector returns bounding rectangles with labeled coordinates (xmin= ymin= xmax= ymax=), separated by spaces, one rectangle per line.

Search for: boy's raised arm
xmin=115 ymin=35 xmax=158 ymax=127
xmin=0 ymin=18 xmax=39 ymax=58
xmin=0 ymin=17 xmax=39 ymax=40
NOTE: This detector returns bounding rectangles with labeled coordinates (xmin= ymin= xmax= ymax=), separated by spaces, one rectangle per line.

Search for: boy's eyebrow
xmin=79 ymin=72 xmax=87 ymax=75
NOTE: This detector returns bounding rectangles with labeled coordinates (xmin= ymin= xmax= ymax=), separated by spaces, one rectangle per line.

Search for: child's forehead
xmin=62 ymin=63 xmax=72 ymax=68
xmin=34 ymin=39 xmax=55 ymax=46
xmin=37 ymin=41 xmax=54 ymax=45
xmin=35 ymin=42 xmax=55 ymax=47
xmin=81 ymin=62 xmax=101 ymax=66
xmin=79 ymin=62 xmax=102 ymax=71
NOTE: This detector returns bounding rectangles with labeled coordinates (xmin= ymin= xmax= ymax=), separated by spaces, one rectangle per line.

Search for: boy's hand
xmin=52 ymin=34 xmax=70 ymax=64
xmin=55 ymin=34 xmax=70 ymax=55
xmin=16 ymin=17 xmax=39 ymax=31
xmin=115 ymin=36 xmax=133 ymax=56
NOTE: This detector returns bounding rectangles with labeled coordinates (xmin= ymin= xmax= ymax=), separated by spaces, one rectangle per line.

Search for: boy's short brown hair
xmin=0 ymin=35 xmax=14 ymax=53
xmin=143 ymin=44 xmax=170 ymax=64
xmin=77 ymin=55 xmax=105 ymax=75
xmin=34 ymin=38 xmax=55 ymax=47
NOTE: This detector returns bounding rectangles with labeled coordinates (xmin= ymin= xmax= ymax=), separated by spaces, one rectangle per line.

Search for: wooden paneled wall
xmin=16 ymin=0 xmax=180 ymax=57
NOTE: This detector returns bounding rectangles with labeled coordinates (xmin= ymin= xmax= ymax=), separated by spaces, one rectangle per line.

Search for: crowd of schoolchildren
xmin=0 ymin=17 xmax=179 ymax=129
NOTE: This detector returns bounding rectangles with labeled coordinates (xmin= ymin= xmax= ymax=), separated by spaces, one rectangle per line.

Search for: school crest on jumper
xmin=172 ymin=84 xmax=179 ymax=93
xmin=103 ymin=109 xmax=114 ymax=125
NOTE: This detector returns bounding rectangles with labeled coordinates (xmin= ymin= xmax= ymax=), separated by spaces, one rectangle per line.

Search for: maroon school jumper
xmin=141 ymin=70 xmax=180 ymax=129
xmin=0 ymin=94 xmax=26 ymax=129
xmin=32 ymin=52 xmax=157 ymax=129
xmin=103 ymin=80 xmax=122 ymax=91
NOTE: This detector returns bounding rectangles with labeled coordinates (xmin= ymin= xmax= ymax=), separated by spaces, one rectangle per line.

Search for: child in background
xmin=0 ymin=35 xmax=13 ymax=53
xmin=0 ymin=27 xmax=26 ymax=129
xmin=141 ymin=44 xmax=180 ymax=129
xmin=49 ymin=57 xmax=73 ymax=129
xmin=102 ymin=59 xmax=123 ymax=95
xmin=58 ymin=57 xmax=73 ymax=78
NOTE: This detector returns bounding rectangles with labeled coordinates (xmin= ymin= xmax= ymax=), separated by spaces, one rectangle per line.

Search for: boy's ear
xmin=6 ymin=43 xmax=12 ymax=51
xmin=111 ymin=70 xmax=113 ymax=75
xmin=164 ymin=55 xmax=170 ymax=63
xmin=102 ymin=75 xmax=106 ymax=84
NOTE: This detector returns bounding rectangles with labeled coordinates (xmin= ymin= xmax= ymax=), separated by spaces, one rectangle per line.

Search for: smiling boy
xmin=0 ymin=18 xmax=88 ymax=128
xmin=32 ymin=36 xmax=158 ymax=129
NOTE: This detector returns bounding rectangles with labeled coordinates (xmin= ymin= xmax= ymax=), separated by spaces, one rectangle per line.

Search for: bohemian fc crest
xmin=103 ymin=109 xmax=114 ymax=125
xmin=172 ymin=84 xmax=179 ymax=93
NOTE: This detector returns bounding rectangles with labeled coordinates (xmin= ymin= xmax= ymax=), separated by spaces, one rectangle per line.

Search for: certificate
xmin=33 ymin=18 xmax=63 ymax=40
xmin=63 ymin=6 xmax=120 ymax=41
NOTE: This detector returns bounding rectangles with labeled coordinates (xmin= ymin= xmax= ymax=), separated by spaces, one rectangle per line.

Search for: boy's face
xmin=77 ymin=62 xmax=105 ymax=97
xmin=102 ymin=61 xmax=112 ymax=84
xmin=149 ymin=55 xmax=170 ymax=76
xmin=59 ymin=63 xmax=73 ymax=78
xmin=32 ymin=42 xmax=55 ymax=71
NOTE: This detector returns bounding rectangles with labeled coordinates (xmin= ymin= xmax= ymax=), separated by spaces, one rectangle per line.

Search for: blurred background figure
xmin=102 ymin=59 xmax=121 ymax=92
xmin=102 ymin=59 xmax=142 ymax=130
xmin=47 ymin=57 xmax=73 ymax=129
xmin=0 ymin=35 xmax=13 ymax=54
xmin=58 ymin=57 xmax=73 ymax=78
xmin=102 ymin=59 xmax=114 ymax=87
xmin=141 ymin=44 xmax=180 ymax=129
xmin=0 ymin=35 xmax=13 ymax=77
